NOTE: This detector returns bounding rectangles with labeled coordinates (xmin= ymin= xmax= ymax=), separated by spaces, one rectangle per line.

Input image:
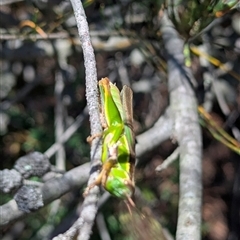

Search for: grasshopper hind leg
xmin=83 ymin=169 xmax=105 ymax=197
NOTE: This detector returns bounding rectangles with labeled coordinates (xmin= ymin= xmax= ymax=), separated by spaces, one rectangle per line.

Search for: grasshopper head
xmin=104 ymin=168 xmax=135 ymax=199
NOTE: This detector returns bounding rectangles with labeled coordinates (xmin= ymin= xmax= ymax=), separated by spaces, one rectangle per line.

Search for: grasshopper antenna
xmin=124 ymin=196 xmax=135 ymax=216
xmin=125 ymin=197 xmax=145 ymax=219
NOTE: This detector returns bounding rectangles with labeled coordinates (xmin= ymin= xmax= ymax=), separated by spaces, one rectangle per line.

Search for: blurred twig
xmin=19 ymin=20 xmax=48 ymax=38
xmin=136 ymin=107 xmax=173 ymax=159
xmin=195 ymin=36 xmax=240 ymax=141
xmin=115 ymin=52 xmax=131 ymax=86
xmin=54 ymin=69 xmax=66 ymax=171
xmin=199 ymin=106 xmax=240 ymax=154
xmin=156 ymin=147 xmax=180 ymax=172
xmin=190 ymin=45 xmax=240 ymax=82
xmin=0 ymin=0 xmax=23 ymax=5
xmin=0 ymin=30 xmax=120 ymax=40
xmin=0 ymin=77 xmax=42 ymax=111
xmin=96 ymin=213 xmax=112 ymax=240
xmin=44 ymin=108 xmax=87 ymax=158
xmin=37 ymin=68 xmax=67 ymax=240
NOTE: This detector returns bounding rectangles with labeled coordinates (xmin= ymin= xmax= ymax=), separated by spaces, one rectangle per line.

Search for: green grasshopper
xmin=84 ymin=77 xmax=135 ymax=204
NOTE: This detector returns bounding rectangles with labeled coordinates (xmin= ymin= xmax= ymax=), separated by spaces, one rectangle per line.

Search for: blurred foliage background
xmin=1 ymin=0 xmax=240 ymax=240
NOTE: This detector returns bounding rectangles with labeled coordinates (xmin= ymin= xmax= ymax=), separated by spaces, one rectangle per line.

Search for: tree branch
xmin=136 ymin=107 xmax=173 ymax=159
xmin=54 ymin=1 xmax=102 ymax=239
xmin=160 ymin=12 xmax=202 ymax=240
xmin=0 ymin=163 xmax=90 ymax=228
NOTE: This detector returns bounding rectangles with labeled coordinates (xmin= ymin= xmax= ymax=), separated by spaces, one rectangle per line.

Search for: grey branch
xmin=160 ymin=12 xmax=202 ymax=240
xmin=14 ymin=152 xmax=50 ymax=178
xmin=0 ymin=169 xmax=22 ymax=193
xmin=14 ymin=185 xmax=44 ymax=213
xmin=0 ymin=163 xmax=90 ymax=228
xmin=136 ymin=107 xmax=173 ymax=158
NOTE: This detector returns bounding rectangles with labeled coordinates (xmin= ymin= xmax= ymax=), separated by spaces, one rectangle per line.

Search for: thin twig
xmin=44 ymin=108 xmax=88 ymax=158
xmin=54 ymin=70 xmax=66 ymax=171
xmin=0 ymin=31 xmax=120 ymax=40
xmin=54 ymin=1 xmax=102 ymax=239
xmin=116 ymin=52 xmax=131 ymax=86
xmin=155 ymin=147 xmax=180 ymax=172
xmin=40 ymin=69 xmax=67 ymax=240
xmin=96 ymin=213 xmax=112 ymax=240
xmin=0 ymin=77 xmax=42 ymax=111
